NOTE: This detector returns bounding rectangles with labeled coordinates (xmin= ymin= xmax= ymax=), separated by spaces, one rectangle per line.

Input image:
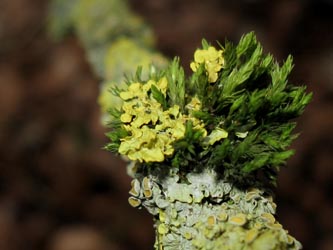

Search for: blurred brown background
xmin=0 ymin=0 xmax=332 ymax=249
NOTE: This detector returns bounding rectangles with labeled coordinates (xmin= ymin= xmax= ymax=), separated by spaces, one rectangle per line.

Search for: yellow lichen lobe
xmin=203 ymin=127 xmax=228 ymax=146
xmin=183 ymin=231 xmax=192 ymax=240
xmin=128 ymin=197 xmax=141 ymax=207
xmin=229 ymin=213 xmax=247 ymax=226
xmin=158 ymin=223 xmax=169 ymax=234
xmin=186 ymin=96 xmax=202 ymax=112
xmin=129 ymin=179 xmax=140 ymax=196
xmin=245 ymin=228 xmax=259 ymax=243
xmin=159 ymin=209 xmax=166 ymax=222
xmin=142 ymin=176 xmax=153 ymax=198
xmin=142 ymin=177 xmax=151 ymax=190
xmin=261 ymin=213 xmax=276 ymax=224
xmin=190 ymin=46 xmax=224 ymax=83
xmin=144 ymin=189 xmax=152 ymax=198
xmin=207 ymin=215 xmax=216 ymax=227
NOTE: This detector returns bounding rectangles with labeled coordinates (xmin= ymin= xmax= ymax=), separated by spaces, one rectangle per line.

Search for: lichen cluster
xmin=104 ymin=32 xmax=311 ymax=249
xmin=128 ymin=167 xmax=301 ymax=250
xmin=119 ymin=78 xmax=185 ymax=162
xmin=117 ymin=77 xmax=210 ymax=163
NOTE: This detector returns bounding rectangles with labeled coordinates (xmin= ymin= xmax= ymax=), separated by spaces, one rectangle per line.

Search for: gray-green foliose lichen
xmin=127 ymin=164 xmax=301 ymax=250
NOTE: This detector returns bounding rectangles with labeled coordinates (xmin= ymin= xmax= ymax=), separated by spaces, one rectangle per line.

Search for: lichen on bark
xmin=47 ymin=2 xmax=312 ymax=247
xmin=127 ymin=164 xmax=301 ymax=250
xmin=105 ymin=32 xmax=311 ymax=249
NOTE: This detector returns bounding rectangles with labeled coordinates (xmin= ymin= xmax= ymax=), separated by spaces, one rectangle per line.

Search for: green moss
xmin=106 ymin=32 xmax=311 ymax=186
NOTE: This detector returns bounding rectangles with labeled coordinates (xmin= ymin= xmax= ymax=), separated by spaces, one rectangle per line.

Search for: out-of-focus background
xmin=0 ymin=0 xmax=332 ymax=249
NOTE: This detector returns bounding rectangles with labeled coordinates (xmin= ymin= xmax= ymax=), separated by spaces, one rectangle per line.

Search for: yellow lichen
xmin=119 ymin=125 xmax=164 ymax=162
xmin=190 ymin=46 xmax=224 ymax=83
xmin=203 ymin=127 xmax=228 ymax=146
xmin=186 ymin=96 xmax=202 ymax=112
xmin=217 ymin=212 xmax=228 ymax=222
xmin=254 ymin=221 xmax=264 ymax=230
xmin=143 ymin=177 xmax=151 ymax=190
xmin=183 ymin=231 xmax=192 ymax=240
xmin=245 ymin=228 xmax=259 ymax=243
xmin=245 ymin=188 xmax=261 ymax=201
xmin=118 ymin=78 xmax=186 ymax=162
xmin=207 ymin=215 xmax=216 ymax=227
xmin=261 ymin=213 xmax=275 ymax=224
xmin=118 ymin=77 xmax=207 ymax=163
xmin=144 ymin=189 xmax=152 ymax=198
xmin=159 ymin=209 xmax=166 ymax=222
xmin=158 ymin=223 xmax=169 ymax=234
xmin=128 ymin=197 xmax=141 ymax=207
xmin=129 ymin=179 xmax=140 ymax=197
xmin=188 ymin=116 xmax=208 ymax=138
xmin=229 ymin=213 xmax=247 ymax=226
